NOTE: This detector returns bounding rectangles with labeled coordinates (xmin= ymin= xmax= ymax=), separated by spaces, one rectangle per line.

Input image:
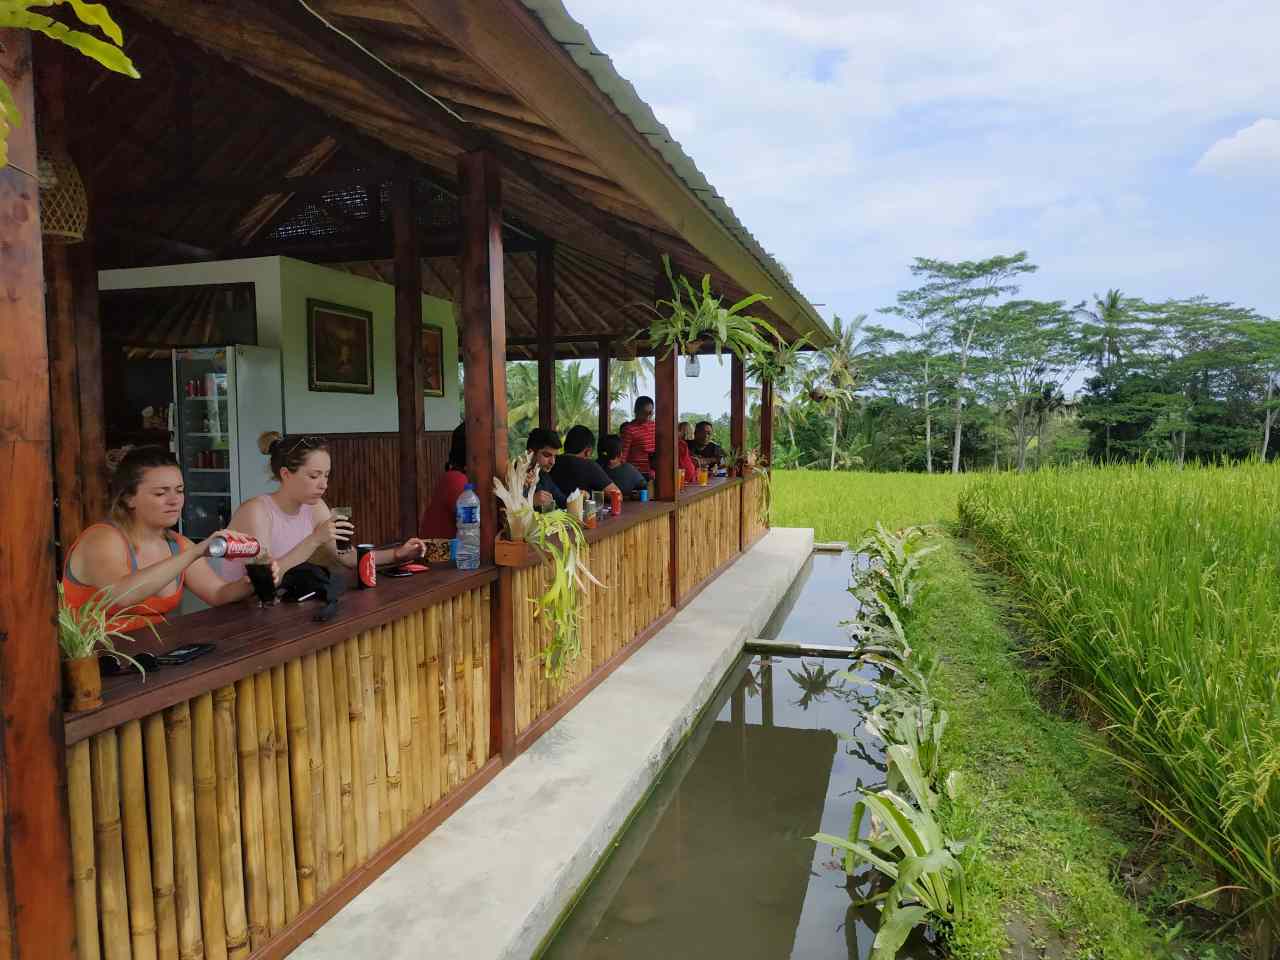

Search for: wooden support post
xmin=535 ymin=243 xmax=555 ymax=431
xmin=655 ymin=350 xmax=677 ymax=499
xmin=761 ymin=379 xmax=775 ymax=468
xmin=392 ymin=179 xmax=427 ymax=536
xmin=457 ymin=151 xmax=509 ymax=558
xmin=72 ymin=244 xmax=107 ymax=523
xmin=0 ymin=31 xmax=77 ymax=959
xmin=731 ymin=354 xmax=746 ymax=551
xmin=37 ymin=48 xmax=85 ymax=552
xmin=597 ymin=338 xmax=611 ymax=443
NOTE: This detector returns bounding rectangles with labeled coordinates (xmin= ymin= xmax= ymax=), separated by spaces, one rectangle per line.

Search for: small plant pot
xmin=495 ymin=538 xmax=541 ymax=568
xmin=63 ymin=655 xmax=103 ymax=712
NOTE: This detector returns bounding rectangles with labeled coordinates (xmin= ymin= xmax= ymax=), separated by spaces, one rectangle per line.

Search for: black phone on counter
xmin=155 ymin=643 xmax=215 ymax=666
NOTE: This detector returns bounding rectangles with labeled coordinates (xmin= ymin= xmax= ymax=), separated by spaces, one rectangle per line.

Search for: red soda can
xmin=206 ymin=534 xmax=261 ymax=559
xmin=356 ymin=544 xmax=376 ymax=588
xmin=608 ymin=488 xmax=622 ymax=517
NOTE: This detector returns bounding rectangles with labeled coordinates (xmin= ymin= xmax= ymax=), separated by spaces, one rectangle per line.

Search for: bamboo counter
xmin=63 ymin=565 xmax=499 ymax=960
xmin=675 ymin=477 xmax=744 ymax=600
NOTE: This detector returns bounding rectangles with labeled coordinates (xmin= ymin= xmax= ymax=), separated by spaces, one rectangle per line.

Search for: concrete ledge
xmin=293 ymin=527 xmax=814 ymax=960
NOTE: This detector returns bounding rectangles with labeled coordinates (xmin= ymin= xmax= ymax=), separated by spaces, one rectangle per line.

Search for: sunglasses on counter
xmin=99 ymin=643 xmax=214 ymax=677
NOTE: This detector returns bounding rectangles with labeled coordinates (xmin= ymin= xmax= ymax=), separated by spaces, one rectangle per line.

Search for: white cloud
xmin=1195 ymin=119 xmax=1280 ymax=177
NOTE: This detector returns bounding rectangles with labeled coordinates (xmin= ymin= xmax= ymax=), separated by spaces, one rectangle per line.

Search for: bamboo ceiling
xmin=70 ymin=0 xmax=817 ymax=358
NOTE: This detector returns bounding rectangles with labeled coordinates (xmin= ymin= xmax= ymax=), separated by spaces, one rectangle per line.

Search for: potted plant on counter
xmin=494 ymin=450 xmax=541 ymax=567
xmin=58 ymin=585 xmax=150 ymax=712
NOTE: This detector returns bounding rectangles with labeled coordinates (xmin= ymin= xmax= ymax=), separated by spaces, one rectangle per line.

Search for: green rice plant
xmin=815 ymin=745 xmax=969 ymax=959
xmin=959 ymin=461 xmax=1280 ymax=951
xmin=524 ymin=509 xmax=603 ymax=681
xmin=57 ymin=583 xmax=155 ymax=675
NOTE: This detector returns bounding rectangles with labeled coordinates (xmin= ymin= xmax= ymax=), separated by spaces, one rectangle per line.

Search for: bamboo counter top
xmin=584 ymin=498 xmax=674 ymax=545
xmin=64 ymin=563 xmax=499 ymax=745
xmin=675 ymin=475 xmax=742 ymax=506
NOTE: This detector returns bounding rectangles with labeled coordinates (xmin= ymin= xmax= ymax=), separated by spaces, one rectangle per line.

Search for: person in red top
xmin=419 ymin=424 xmax=471 ymax=539
xmin=62 ymin=446 xmax=265 ymax=632
xmin=619 ymin=395 xmax=657 ymax=477
xmin=677 ymin=423 xmax=698 ymax=483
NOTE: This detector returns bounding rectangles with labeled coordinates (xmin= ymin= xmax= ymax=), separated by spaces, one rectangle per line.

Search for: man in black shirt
xmin=598 ymin=434 xmax=648 ymax=497
xmin=527 ymin=428 xmax=567 ymax=509
xmin=550 ymin=425 xmax=620 ymax=500
xmin=689 ymin=421 xmax=725 ymax=467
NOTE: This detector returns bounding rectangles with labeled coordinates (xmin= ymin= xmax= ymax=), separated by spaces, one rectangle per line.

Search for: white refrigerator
xmin=171 ymin=345 xmax=283 ymax=541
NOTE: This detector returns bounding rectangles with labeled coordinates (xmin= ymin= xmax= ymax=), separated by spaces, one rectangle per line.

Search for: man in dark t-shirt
xmin=598 ymin=434 xmax=648 ymax=497
xmin=688 ymin=421 xmax=725 ymax=466
xmin=549 ymin=425 xmax=620 ymax=500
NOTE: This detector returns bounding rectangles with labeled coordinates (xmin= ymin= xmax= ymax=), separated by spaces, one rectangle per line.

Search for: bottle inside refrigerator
xmin=173 ymin=346 xmax=282 ymax=541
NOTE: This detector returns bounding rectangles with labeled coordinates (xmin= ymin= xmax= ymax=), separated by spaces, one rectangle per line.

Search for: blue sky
xmin=562 ymin=0 xmax=1280 ymax=416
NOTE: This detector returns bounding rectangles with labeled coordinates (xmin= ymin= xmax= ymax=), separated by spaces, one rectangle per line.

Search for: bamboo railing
xmin=65 ymin=585 xmax=492 ymax=960
xmin=742 ymin=473 xmax=769 ymax=547
xmin=512 ymin=511 xmax=671 ymax=735
xmin=676 ymin=483 xmax=743 ymax=599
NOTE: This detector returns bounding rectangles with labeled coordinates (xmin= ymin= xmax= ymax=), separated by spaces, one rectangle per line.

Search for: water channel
xmin=540 ymin=552 xmax=938 ymax=960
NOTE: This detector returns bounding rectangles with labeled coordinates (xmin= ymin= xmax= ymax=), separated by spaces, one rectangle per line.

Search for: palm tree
xmin=804 ymin=314 xmax=868 ymax=470
xmin=555 ymin=361 xmax=598 ymax=431
xmin=610 ymin=357 xmax=654 ymax=413
xmin=1076 ymin=290 xmax=1129 ymax=461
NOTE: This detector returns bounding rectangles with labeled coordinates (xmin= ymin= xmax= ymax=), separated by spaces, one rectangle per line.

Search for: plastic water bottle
xmin=455 ymin=483 xmax=481 ymax=570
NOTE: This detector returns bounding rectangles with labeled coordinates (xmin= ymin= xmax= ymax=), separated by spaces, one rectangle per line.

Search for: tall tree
xmin=804 ymin=314 xmax=868 ymax=470
xmin=882 ymin=294 xmax=949 ymax=473
xmin=904 ymin=253 xmax=1038 ymax=473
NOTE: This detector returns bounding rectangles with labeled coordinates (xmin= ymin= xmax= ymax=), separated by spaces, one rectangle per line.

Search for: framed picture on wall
xmin=307 ymin=299 xmax=374 ymax=394
xmin=422 ymin=324 xmax=445 ymax=397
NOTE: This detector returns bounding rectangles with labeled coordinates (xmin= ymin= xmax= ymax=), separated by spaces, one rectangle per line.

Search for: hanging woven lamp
xmin=38 ymin=148 xmax=88 ymax=244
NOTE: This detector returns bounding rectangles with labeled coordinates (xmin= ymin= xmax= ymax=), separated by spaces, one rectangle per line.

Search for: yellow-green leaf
xmin=62 ymin=0 xmax=125 ymax=45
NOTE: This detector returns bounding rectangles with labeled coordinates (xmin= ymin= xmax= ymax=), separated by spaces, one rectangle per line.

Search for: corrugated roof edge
xmin=522 ymin=0 xmax=833 ymax=346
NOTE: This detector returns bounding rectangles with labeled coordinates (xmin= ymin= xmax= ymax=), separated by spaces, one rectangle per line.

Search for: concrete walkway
xmin=293 ymin=527 xmax=813 ymax=960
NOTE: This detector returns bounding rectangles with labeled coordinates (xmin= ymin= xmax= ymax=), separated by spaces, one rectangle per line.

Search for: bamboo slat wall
xmin=65 ymin=586 xmax=491 ymax=960
xmin=742 ymin=474 xmax=769 ymax=546
xmin=676 ymin=485 xmax=743 ymax=600
xmin=512 ymin=514 xmax=671 ymax=734
xmin=324 ymin=432 xmax=452 ymax=547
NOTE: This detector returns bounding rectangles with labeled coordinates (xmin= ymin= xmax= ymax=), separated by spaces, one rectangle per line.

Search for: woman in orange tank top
xmin=63 ymin=447 xmax=266 ymax=632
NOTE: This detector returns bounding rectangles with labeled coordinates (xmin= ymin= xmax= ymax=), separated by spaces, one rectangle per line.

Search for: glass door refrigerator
xmin=172 ymin=345 xmax=283 ymax=541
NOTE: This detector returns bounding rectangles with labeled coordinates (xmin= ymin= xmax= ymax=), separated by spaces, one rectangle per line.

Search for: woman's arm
xmin=619 ymin=424 xmax=633 ymax=463
xmin=184 ymin=557 xmax=254 ymax=606
xmin=68 ymin=526 xmax=217 ymax=607
xmin=232 ymin=499 xmax=348 ymax=576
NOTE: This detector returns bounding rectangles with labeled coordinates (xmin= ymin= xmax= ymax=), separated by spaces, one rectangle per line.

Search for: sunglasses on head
xmin=286 ymin=435 xmax=326 ymax=456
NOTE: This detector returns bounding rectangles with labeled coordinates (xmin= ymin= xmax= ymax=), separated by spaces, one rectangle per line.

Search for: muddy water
xmin=541 ymin=554 xmax=937 ymax=960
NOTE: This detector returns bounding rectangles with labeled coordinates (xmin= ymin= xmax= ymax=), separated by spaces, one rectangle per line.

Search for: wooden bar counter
xmin=63 ymin=564 xmax=499 ymax=960
xmin=675 ymin=476 xmax=744 ymax=602
xmin=509 ymin=500 xmax=676 ymax=747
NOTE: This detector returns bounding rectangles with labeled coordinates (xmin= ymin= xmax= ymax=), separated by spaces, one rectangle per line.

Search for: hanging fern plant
xmin=746 ymin=332 xmax=810 ymax=386
xmin=640 ymin=254 xmax=781 ymax=366
xmin=525 ymin=510 xmax=604 ymax=681
xmin=1 ymin=1 xmax=140 ymax=169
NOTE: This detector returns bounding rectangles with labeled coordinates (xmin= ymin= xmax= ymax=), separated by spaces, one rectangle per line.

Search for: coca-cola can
xmin=356 ymin=544 xmax=376 ymax=588
xmin=206 ymin=534 xmax=261 ymax=559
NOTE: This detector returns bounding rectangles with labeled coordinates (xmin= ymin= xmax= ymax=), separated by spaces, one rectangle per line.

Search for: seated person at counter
xmin=689 ymin=421 xmax=725 ymax=467
xmin=62 ymin=446 xmax=266 ymax=630
xmin=527 ymin=427 xmax=566 ymax=510
xmin=550 ymin=426 xmax=620 ymax=500
xmin=677 ymin=422 xmax=698 ymax=483
xmin=618 ymin=395 xmax=656 ymax=478
xmin=419 ymin=423 xmax=469 ymax=538
xmin=222 ymin=432 xmax=426 ymax=582
xmin=598 ymin=434 xmax=648 ymax=497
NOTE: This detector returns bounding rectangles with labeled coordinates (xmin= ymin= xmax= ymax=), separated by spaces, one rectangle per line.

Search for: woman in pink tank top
xmin=223 ymin=433 xmax=428 ymax=582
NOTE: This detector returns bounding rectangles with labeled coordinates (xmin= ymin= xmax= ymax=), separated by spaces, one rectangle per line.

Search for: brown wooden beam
xmin=598 ymin=337 xmax=612 ymax=442
xmin=760 ymin=379 xmax=775 ymax=466
xmin=392 ymin=180 xmax=427 ymax=537
xmin=457 ymin=151 xmax=508 ymax=561
xmin=72 ymin=243 xmax=108 ymax=523
xmin=0 ymin=30 xmax=77 ymax=960
xmin=105 ymin=168 xmax=401 ymax=210
xmin=730 ymin=354 xmax=746 ymax=457
xmin=535 ymin=243 xmax=555 ymax=430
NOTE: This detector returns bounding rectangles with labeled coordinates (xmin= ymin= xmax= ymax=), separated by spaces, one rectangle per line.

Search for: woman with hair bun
xmin=221 ymin=432 xmax=426 ymax=582
xmin=62 ymin=446 xmax=265 ymax=631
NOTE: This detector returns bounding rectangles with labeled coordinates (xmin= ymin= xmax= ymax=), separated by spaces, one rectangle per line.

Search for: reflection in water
xmin=541 ymin=648 xmax=938 ymax=960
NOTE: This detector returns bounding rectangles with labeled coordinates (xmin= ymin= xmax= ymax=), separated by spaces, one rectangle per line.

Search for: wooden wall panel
xmin=324 ymin=432 xmax=451 ymax=546
xmin=66 ymin=587 xmax=490 ymax=960
xmin=676 ymin=485 xmax=742 ymax=600
xmin=512 ymin=513 xmax=671 ymax=733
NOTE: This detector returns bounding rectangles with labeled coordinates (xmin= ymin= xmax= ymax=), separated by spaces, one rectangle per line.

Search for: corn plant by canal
xmin=814 ymin=524 xmax=970 ymax=959
xmin=959 ymin=463 xmax=1280 ymax=955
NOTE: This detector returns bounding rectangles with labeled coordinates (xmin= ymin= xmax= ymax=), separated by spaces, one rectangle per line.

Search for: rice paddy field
xmin=772 ymin=463 xmax=1279 ymax=957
